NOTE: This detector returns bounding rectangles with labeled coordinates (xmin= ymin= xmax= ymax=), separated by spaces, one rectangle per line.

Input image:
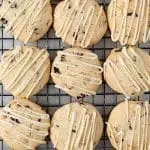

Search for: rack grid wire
xmin=0 ymin=0 xmax=150 ymax=149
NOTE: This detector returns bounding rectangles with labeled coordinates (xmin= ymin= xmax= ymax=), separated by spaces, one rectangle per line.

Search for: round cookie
xmin=107 ymin=0 xmax=150 ymax=45
xmin=0 ymin=46 xmax=50 ymax=98
xmin=107 ymin=100 xmax=150 ymax=150
xmin=51 ymin=47 xmax=103 ymax=98
xmin=104 ymin=46 xmax=150 ymax=97
xmin=0 ymin=98 xmax=50 ymax=150
xmin=54 ymin=0 xmax=107 ymax=48
xmin=50 ymin=102 xmax=103 ymax=150
xmin=0 ymin=0 xmax=52 ymax=43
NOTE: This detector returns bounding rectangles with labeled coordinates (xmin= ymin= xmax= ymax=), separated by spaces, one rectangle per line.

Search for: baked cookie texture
xmin=0 ymin=0 xmax=52 ymax=43
xmin=51 ymin=47 xmax=103 ymax=98
xmin=50 ymin=102 xmax=103 ymax=150
xmin=0 ymin=46 xmax=50 ymax=98
xmin=107 ymin=100 xmax=150 ymax=150
xmin=54 ymin=0 xmax=107 ymax=48
xmin=0 ymin=98 xmax=50 ymax=150
xmin=108 ymin=0 xmax=150 ymax=45
xmin=104 ymin=46 xmax=150 ymax=97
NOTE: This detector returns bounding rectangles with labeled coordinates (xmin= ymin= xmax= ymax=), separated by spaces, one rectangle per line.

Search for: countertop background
xmin=0 ymin=0 xmax=150 ymax=149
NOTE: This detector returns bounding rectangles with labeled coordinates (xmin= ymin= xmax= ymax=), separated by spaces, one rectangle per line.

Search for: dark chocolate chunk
xmin=10 ymin=117 xmax=20 ymax=124
xmin=10 ymin=3 xmax=17 ymax=8
xmin=129 ymin=124 xmax=132 ymax=130
xmin=132 ymin=56 xmax=136 ymax=62
xmin=77 ymin=93 xmax=86 ymax=99
xmin=81 ymin=93 xmax=85 ymax=97
xmin=0 ymin=18 xmax=8 ymax=24
xmin=25 ymin=105 xmax=30 ymax=108
xmin=137 ymin=72 xmax=143 ymax=79
xmin=127 ymin=12 xmax=133 ymax=16
xmin=76 ymin=52 xmax=83 ymax=56
xmin=68 ymin=5 xmax=71 ymax=9
xmin=17 ymin=104 xmax=21 ymax=107
xmin=127 ymin=12 xmax=138 ymax=17
xmin=73 ymin=32 xmax=75 ymax=37
xmin=75 ymin=34 xmax=78 ymax=40
xmin=56 ymin=125 xmax=60 ymax=128
xmin=115 ymin=49 xmax=121 ymax=52
xmin=60 ymin=55 xmax=65 ymax=61
xmin=34 ymin=28 xmax=39 ymax=35
xmin=135 ymin=13 xmax=138 ymax=17
xmin=79 ymin=101 xmax=85 ymax=105
xmin=72 ymin=129 xmax=76 ymax=133
xmin=54 ymin=67 xmax=60 ymax=74
xmin=82 ymin=31 xmax=85 ymax=34
xmin=38 ymin=118 xmax=41 ymax=122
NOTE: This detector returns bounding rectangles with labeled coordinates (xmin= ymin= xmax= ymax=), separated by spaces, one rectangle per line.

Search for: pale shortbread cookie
xmin=51 ymin=47 xmax=103 ymax=98
xmin=54 ymin=0 xmax=107 ymax=48
xmin=50 ymin=102 xmax=103 ymax=150
xmin=107 ymin=0 xmax=150 ymax=45
xmin=0 ymin=46 xmax=50 ymax=98
xmin=104 ymin=46 xmax=150 ymax=97
xmin=0 ymin=0 xmax=52 ymax=43
xmin=107 ymin=100 xmax=150 ymax=150
xmin=0 ymin=98 xmax=50 ymax=150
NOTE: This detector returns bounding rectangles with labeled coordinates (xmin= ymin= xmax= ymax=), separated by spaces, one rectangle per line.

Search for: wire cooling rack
xmin=0 ymin=0 xmax=150 ymax=149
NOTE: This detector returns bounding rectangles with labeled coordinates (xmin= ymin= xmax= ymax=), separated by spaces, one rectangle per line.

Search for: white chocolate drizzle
xmin=53 ymin=50 xmax=103 ymax=96
xmin=104 ymin=47 xmax=150 ymax=97
xmin=55 ymin=0 xmax=103 ymax=47
xmin=0 ymin=46 xmax=50 ymax=97
xmin=53 ymin=105 xmax=97 ymax=150
xmin=107 ymin=101 xmax=150 ymax=150
xmin=0 ymin=101 xmax=50 ymax=149
xmin=0 ymin=0 xmax=50 ymax=43
xmin=109 ymin=0 xmax=150 ymax=45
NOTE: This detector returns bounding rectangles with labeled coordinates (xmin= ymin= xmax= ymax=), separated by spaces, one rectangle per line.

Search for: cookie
xmin=0 ymin=46 xmax=50 ymax=98
xmin=107 ymin=100 xmax=150 ymax=150
xmin=104 ymin=46 xmax=150 ymax=97
xmin=0 ymin=98 xmax=50 ymax=150
xmin=0 ymin=0 xmax=52 ymax=43
xmin=54 ymin=0 xmax=107 ymax=48
xmin=51 ymin=47 xmax=103 ymax=98
xmin=50 ymin=102 xmax=103 ymax=150
xmin=107 ymin=0 xmax=150 ymax=45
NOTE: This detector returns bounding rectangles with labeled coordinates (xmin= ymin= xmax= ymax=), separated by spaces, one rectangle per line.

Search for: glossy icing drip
xmin=0 ymin=102 xmax=50 ymax=149
xmin=0 ymin=0 xmax=49 ymax=43
xmin=53 ymin=50 xmax=103 ymax=96
xmin=107 ymin=101 xmax=149 ymax=150
xmin=55 ymin=0 xmax=103 ymax=47
xmin=104 ymin=47 xmax=150 ymax=97
xmin=109 ymin=0 xmax=149 ymax=45
xmin=53 ymin=105 xmax=97 ymax=150
xmin=0 ymin=46 xmax=49 ymax=97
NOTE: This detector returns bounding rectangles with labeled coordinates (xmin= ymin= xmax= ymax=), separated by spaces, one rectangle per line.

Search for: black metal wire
xmin=0 ymin=0 xmax=150 ymax=149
